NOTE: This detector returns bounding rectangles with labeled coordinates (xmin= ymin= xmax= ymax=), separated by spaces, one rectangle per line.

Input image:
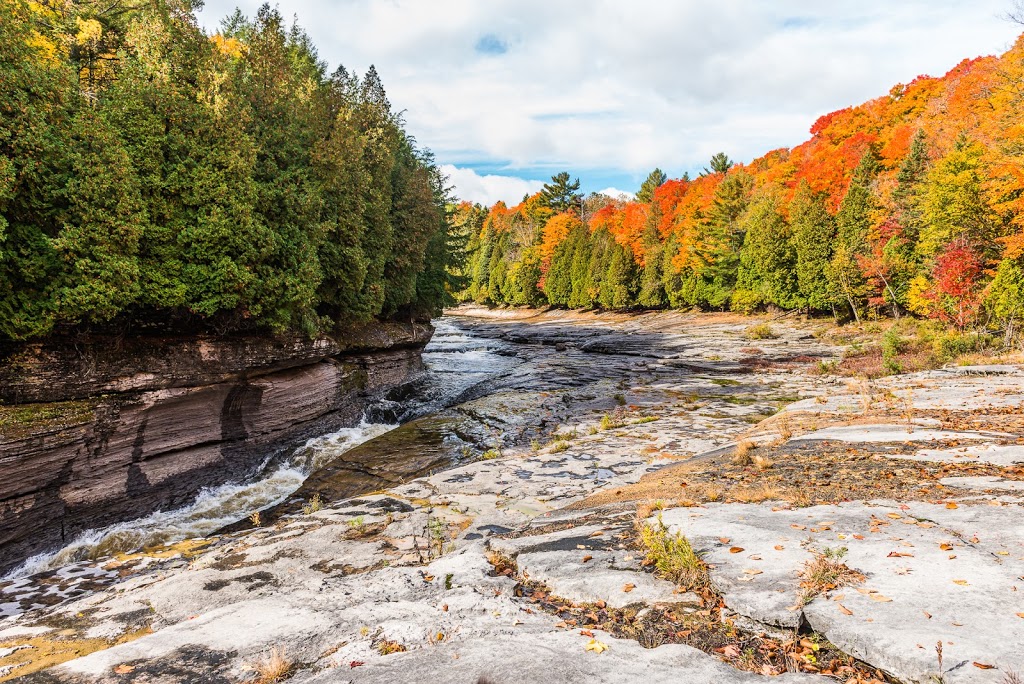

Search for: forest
xmin=0 ymin=0 xmax=460 ymax=343
xmin=457 ymin=33 xmax=1024 ymax=338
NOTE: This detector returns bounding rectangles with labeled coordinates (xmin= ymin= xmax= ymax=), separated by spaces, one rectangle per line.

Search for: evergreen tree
xmin=789 ymin=181 xmax=837 ymax=312
xmin=700 ymin=170 xmax=754 ymax=306
xmin=599 ymin=241 xmax=638 ymax=308
xmin=703 ymin=152 xmax=734 ymax=175
xmin=540 ymin=172 xmax=583 ymax=214
xmin=736 ymin=191 xmax=798 ymax=309
xmin=636 ymin=168 xmax=667 ymax=204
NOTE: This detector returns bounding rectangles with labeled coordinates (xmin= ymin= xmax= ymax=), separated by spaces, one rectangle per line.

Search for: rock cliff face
xmin=0 ymin=322 xmax=433 ymax=574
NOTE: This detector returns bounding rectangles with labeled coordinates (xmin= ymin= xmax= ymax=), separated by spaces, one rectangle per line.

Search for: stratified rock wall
xmin=0 ymin=323 xmax=432 ymax=574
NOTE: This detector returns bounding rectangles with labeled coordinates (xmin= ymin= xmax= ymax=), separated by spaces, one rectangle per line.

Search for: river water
xmin=4 ymin=317 xmax=518 ymax=580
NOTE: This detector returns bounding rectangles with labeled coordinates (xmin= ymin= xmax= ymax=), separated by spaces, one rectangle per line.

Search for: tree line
xmin=457 ymin=37 xmax=1024 ymax=335
xmin=0 ymin=0 xmax=462 ymax=343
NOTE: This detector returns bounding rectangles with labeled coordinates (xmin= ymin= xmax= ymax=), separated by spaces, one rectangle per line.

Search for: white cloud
xmin=440 ymin=165 xmax=545 ymax=206
xmin=597 ymin=188 xmax=636 ymax=200
xmin=197 ymin=1 xmax=1022 ymax=193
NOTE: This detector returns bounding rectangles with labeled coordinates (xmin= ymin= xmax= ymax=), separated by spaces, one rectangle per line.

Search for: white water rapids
xmin=5 ymin=421 xmax=396 ymax=579
xmin=3 ymin=316 xmax=519 ymax=581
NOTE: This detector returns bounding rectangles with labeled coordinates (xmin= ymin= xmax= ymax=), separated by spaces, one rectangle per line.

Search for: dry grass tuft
xmin=799 ymin=547 xmax=864 ymax=601
xmin=731 ymin=439 xmax=755 ymax=466
xmin=245 ymin=647 xmax=293 ymax=684
xmin=752 ymin=454 xmax=772 ymax=471
xmin=635 ymin=499 xmax=666 ymax=520
xmin=729 ymin=483 xmax=781 ymax=503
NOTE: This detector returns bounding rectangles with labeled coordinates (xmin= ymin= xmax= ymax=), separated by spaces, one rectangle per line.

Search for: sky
xmin=196 ymin=1 xmax=1023 ymax=206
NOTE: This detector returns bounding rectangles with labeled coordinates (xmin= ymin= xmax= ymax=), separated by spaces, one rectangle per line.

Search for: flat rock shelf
xmin=1 ymin=307 xmax=1022 ymax=683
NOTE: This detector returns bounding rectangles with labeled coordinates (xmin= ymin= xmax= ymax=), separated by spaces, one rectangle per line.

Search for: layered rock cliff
xmin=0 ymin=322 xmax=433 ymax=574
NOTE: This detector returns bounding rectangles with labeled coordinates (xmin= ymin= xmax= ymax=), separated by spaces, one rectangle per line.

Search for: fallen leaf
xmin=953 ymin=579 xmax=969 ymax=586
xmin=887 ymin=551 xmax=913 ymax=558
xmin=886 ymin=513 xmax=902 ymax=519
xmin=791 ymin=524 xmax=806 ymax=530
xmin=580 ymin=629 xmax=594 ymax=637
xmin=349 ymin=661 xmax=365 ymax=668
xmin=584 ymin=639 xmax=608 ymax=654
xmin=581 ymin=555 xmax=593 ymax=563
xmin=870 ymin=594 xmax=893 ymax=602
xmin=719 ymin=537 xmax=731 ymax=544
xmin=623 ymin=583 xmax=636 ymax=593
xmin=114 ymin=665 xmax=135 ymax=674
xmin=940 ymin=543 xmax=953 ymax=551
xmin=774 ymin=545 xmax=785 ymax=551
xmin=729 ymin=547 xmax=745 ymax=554
xmin=853 ymin=534 xmax=865 ymax=540
xmin=594 ymin=600 xmax=606 ymax=609
xmin=1016 ymin=612 xmax=1024 ymax=619
xmin=743 ymin=569 xmax=763 ymax=575
xmin=973 ymin=662 xmax=995 ymax=670
xmin=423 ymin=575 xmax=435 ymax=582
xmin=923 ymin=611 xmax=932 ymax=619
xmin=946 ymin=502 xmax=959 ymax=509
xmin=837 ymin=603 xmax=853 ymax=616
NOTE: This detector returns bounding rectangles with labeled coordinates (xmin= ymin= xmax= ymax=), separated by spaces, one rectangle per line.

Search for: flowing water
xmin=4 ymin=316 xmax=517 ymax=580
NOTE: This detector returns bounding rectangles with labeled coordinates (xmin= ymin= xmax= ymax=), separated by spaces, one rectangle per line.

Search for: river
xmin=4 ymin=317 xmax=520 ymax=580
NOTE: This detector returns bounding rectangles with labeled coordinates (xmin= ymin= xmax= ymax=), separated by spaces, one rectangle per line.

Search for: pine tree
xmin=636 ymin=168 xmax=667 ymax=204
xmin=540 ymin=172 xmax=583 ymax=214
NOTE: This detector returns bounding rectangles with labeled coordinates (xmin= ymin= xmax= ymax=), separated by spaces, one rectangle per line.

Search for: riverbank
xmin=0 ymin=322 xmax=433 ymax=576
xmin=2 ymin=308 xmax=1022 ymax=682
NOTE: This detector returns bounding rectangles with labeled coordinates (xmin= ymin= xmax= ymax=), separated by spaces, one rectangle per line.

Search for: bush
xmin=744 ymin=323 xmax=778 ymax=340
xmin=881 ymin=328 xmax=904 ymax=375
xmin=932 ymin=332 xmax=989 ymax=362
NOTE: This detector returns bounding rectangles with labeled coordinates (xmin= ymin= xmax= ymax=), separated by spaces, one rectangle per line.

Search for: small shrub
xmin=427 ymin=516 xmax=447 ymax=557
xmin=881 ymin=328 xmax=904 ymax=374
xmin=249 ymin=511 xmax=262 ymax=527
xmin=814 ymin=359 xmax=838 ymax=375
xmin=600 ymin=413 xmax=625 ymax=431
xmin=550 ymin=440 xmax=570 ymax=452
xmin=481 ymin=448 xmax=501 ymax=460
xmin=637 ymin=515 xmax=709 ymax=590
xmin=530 ymin=439 xmax=541 ymax=452
xmin=301 ymin=493 xmax=323 ymax=515
xmin=752 ymin=454 xmax=772 ymax=471
xmin=744 ymin=323 xmax=778 ymax=340
xmin=932 ymin=331 xmax=989 ymax=362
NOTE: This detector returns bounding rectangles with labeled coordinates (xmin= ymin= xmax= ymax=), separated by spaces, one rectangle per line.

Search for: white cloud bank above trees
xmin=199 ymin=0 xmax=1021 ymax=205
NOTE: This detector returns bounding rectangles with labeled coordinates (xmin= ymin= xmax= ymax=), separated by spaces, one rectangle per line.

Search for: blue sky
xmin=197 ymin=1 xmax=1023 ymax=205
